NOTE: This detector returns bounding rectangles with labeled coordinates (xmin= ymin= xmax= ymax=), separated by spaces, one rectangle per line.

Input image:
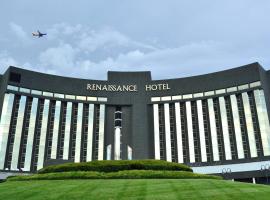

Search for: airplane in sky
xmin=32 ymin=30 xmax=47 ymax=38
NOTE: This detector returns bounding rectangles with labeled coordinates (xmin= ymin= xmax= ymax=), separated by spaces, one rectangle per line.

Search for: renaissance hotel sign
xmin=86 ymin=83 xmax=170 ymax=92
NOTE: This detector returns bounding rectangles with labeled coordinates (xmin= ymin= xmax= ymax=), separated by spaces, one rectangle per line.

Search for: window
xmin=204 ymin=91 xmax=215 ymax=96
xmin=65 ymin=94 xmax=76 ymax=100
xmin=98 ymin=97 xmax=107 ymax=102
xmin=87 ymin=97 xmax=97 ymax=101
xmin=76 ymin=96 xmax=87 ymax=101
xmin=9 ymin=72 xmax=21 ymax=83
xmin=172 ymin=95 xmax=182 ymax=100
xmin=193 ymin=93 xmax=203 ymax=98
xmin=227 ymin=87 xmax=237 ymax=93
xmin=7 ymin=85 xmax=19 ymax=91
xmin=250 ymin=81 xmax=261 ymax=88
xmin=215 ymin=89 xmax=226 ymax=95
xmin=19 ymin=87 xmax=30 ymax=93
xmin=31 ymin=90 xmax=42 ymax=95
xmin=238 ymin=84 xmax=249 ymax=90
xmin=54 ymin=93 xmax=65 ymax=98
xmin=161 ymin=96 xmax=171 ymax=101
xmin=158 ymin=104 xmax=166 ymax=160
xmin=43 ymin=91 xmax=53 ymax=97
xmin=151 ymin=97 xmax=160 ymax=102
xmin=183 ymin=94 xmax=193 ymax=99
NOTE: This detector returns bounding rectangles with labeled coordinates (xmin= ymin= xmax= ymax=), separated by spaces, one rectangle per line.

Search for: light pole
xmin=261 ymin=164 xmax=270 ymax=184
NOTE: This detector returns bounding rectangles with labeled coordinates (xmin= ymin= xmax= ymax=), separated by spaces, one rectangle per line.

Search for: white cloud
xmin=0 ymin=1 xmax=269 ymax=81
xmin=1 ymin=21 xmax=269 ymax=80
xmin=34 ymin=24 xmax=160 ymax=78
xmin=55 ymin=39 xmax=266 ymax=80
xmin=46 ymin=23 xmax=83 ymax=41
xmin=9 ymin=22 xmax=31 ymax=43
xmin=78 ymin=28 xmax=129 ymax=52
xmin=46 ymin=24 xmax=157 ymax=53
xmin=0 ymin=52 xmax=18 ymax=71
xmin=0 ymin=52 xmax=36 ymax=74
xmin=39 ymin=43 xmax=78 ymax=70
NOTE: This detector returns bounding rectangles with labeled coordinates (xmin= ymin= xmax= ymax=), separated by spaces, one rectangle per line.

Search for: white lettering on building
xmin=86 ymin=83 xmax=170 ymax=92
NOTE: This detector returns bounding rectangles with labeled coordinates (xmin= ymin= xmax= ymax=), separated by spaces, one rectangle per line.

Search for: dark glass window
xmin=93 ymin=105 xmax=100 ymax=160
xmin=224 ymin=96 xmax=237 ymax=160
xmin=180 ymin=102 xmax=189 ymax=163
xmin=115 ymin=120 xmax=122 ymax=127
xmin=202 ymin=100 xmax=212 ymax=162
xmin=5 ymin=95 xmax=21 ymax=169
xmin=81 ymin=104 xmax=89 ymax=162
xmin=158 ymin=104 xmax=166 ymax=160
xmin=115 ymin=112 xmax=121 ymax=119
xmin=191 ymin=101 xmax=201 ymax=163
xmin=9 ymin=72 xmax=21 ymax=83
xmin=248 ymin=91 xmax=263 ymax=157
xmin=57 ymin=102 xmax=67 ymax=159
xmin=169 ymin=103 xmax=177 ymax=163
xmin=18 ymin=97 xmax=33 ymax=169
xmin=213 ymin=98 xmax=225 ymax=161
xmin=46 ymin=101 xmax=56 ymax=160
xmin=70 ymin=104 xmax=78 ymax=160
xmin=236 ymin=94 xmax=250 ymax=159
xmin=32 ymin=99 xmax=45 ymax=171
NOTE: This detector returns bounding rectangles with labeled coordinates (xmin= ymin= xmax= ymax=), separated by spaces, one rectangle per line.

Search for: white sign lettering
xmin=86 ymin=83 xmax=170 ymax=92
xmin=145 ymin=83 xmax=170 ymax=91
xmin=87 ymin=84 xmax=138 ymax=92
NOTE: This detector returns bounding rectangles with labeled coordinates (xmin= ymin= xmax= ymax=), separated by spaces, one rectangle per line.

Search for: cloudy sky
xmin=0 ymin=0 xmax=269 ymax=80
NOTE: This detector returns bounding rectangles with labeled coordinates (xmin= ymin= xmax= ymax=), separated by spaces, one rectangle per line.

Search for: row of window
xmin=151 ymin=81 xmax=261 ymax=102
xmin=154 ymin=89 xmax=270 ymax=165
xmin=0 ymin=93 xmax=105 ymax=171
xmin=7 ymin=85 xmax=107 ymax=102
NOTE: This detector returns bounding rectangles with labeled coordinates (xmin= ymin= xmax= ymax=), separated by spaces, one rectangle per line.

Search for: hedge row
xmin=38 ymin=160 xmax=192 ymax=174
xmin=8 ymin=170 xmax=221 ymax=181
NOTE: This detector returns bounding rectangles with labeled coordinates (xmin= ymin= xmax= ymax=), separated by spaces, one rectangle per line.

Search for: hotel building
xmin=0 ymin=62 xmax=270 ymax=183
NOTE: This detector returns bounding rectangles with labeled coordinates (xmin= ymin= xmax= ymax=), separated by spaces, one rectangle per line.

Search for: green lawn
xmin=0 ymin=179 xmax=270 ymax=200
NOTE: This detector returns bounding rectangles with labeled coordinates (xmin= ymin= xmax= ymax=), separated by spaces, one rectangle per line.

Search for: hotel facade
xmin=0 ymin=62 xmax=270 ymax=183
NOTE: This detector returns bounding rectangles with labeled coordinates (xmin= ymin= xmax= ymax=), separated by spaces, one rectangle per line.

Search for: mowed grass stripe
xmin=1 ymin=179 xmax=270 ymax=200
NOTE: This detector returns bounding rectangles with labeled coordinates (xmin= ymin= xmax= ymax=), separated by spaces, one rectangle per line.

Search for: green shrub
xmin=38 ymin=160 xmax=192 ymax=174
xmin=8 ymin=170 xmax=221 ymax=181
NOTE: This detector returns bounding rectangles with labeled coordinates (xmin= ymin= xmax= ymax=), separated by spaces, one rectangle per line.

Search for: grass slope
xmin=1 ymin=179 xmax=270 ymax=200
xmin=8 ymin=170 xmax=220 ymax=181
